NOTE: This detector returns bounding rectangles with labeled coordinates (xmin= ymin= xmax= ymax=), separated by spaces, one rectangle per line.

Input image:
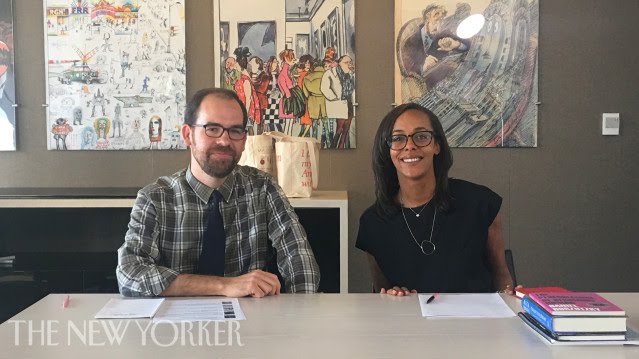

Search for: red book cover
xmin=528 ymin=292 xmax=626 ymax=316
xmin=515 ymin=286 xmax=570 ymax=299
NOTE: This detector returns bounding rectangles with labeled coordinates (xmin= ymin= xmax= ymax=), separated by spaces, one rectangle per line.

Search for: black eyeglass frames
xmin=190 ymin=124 xmax=247 ymax=140
xmin=386 ymin=130 xmax=435 ymax=150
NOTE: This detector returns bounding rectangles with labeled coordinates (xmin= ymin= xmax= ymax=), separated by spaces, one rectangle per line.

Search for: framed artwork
xmin=313 ymin=29 xmax=320 ymax=58
xmin=395 ymin=0 xmax=538 ymax=147
xmin=342 ymin=0 xmax=355 ymax=59
xmin=220 ymin=21 xmax=230 ymax=63
xmin=327 ymin=8 xmax=339 ymax=55
xmin=0 ymin=0 xmax=16 ymax=151
xmin=44 ymin=0 xmax=187 ymax=150
xmin=238 ymin=21 xmax=276 ymax=63
xmin=295 ymin=33 xmax=309 ymax=60
xmin=214 ymin=0 xmax=356 ymax=149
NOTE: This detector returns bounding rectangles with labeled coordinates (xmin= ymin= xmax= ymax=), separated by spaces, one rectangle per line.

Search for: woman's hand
xmin=497 ymin=284 xmax=523 ymax=295
xmin=380 ymin=286 xmax=417 ymax=296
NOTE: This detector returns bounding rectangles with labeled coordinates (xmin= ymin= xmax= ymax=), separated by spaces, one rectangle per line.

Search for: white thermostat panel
xmin=602 ymin=113 xmax=620 ymax=135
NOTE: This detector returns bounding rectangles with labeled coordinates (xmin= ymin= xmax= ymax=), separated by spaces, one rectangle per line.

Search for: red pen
xmin=62 ymin=295 xmax=70 ymax=309
xmin=426 ymin=293 xmax=438 ymax=304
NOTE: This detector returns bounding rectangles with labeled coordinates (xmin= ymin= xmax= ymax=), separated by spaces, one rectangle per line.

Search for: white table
xmin=2 ymin=293 xmax=638 ymax=358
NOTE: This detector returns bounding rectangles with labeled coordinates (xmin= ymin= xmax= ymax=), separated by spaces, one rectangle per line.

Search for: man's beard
xmin=194 ymin=144 xmax=238 ymax=178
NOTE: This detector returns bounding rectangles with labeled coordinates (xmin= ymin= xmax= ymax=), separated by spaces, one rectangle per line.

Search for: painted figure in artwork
xmin=398 ymin=4 xmax=469 ymax=89
xmin=94 ymin=117 xmax=111 ymax=140
xmin=233 ymin=47 xmax=261 ymax=136
xmin=222 ymin=57 xmax=241 ymax=91
xmin=51 ymin=117 xmax=73 ymax=150
xmin=277 ymin=49 xmax=305 ymax=136
xmin=111 ymin=102 xmax=123 ymax=138
xmin=81 ymin=125 xmax=97 ymax=150
xmin=72 ymin=106 xmax=83 ymax=125
xmin=262 ymin=56 xmax=282 ymax=132
xmin=333 ymin=55 xmax=355 ymax=148
xmin=125 ymin=117 xmax=146 ymax=150
xmin=249 ymin=55 xmax=269 ymax=134
xmin=321 ymin=53 xmax=355 ymax=149
xmin=148 ymin=115 xmax=162 ymax=149
xmin=302 ymin=59 xmax=328 ymax=145
xmin=295 ymin=54 xmax=314 ymax=138
xmin=88 ymin=89 xmax=109 ymax=117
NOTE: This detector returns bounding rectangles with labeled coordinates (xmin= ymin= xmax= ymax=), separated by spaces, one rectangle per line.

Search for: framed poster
xmin=0 ymin=0 xmax=16 ymax=151
xmin=395 ymin=0 xmax=538 ymax=147
xmin=214 ymin=0 xmax=356 ymax=149
xmin=44 ymin=0 xmax=187 ymax=150
xmin=295 ymin=33 xmax=309 ymax=60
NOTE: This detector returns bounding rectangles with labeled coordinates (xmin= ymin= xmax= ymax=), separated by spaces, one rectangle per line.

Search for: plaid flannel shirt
xmin=116 ymin=165 xmax=320 ymax=296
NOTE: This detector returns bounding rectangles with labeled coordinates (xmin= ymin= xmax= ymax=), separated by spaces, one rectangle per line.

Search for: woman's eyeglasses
xmin=386 ymin=130 xmax=435 ymax=150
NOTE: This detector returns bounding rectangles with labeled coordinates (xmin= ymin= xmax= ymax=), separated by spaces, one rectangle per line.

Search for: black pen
xmin=426 ymin=293 xmax=438 ymax=304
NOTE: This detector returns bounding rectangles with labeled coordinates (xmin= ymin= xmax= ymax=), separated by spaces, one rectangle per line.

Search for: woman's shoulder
xmin=360 ymin=204 xmax=380 ymax=221
xmin=359 ymin=203 xmax=395 ymax=224
xmin=448 ymin=178 xmax=501 ymax=202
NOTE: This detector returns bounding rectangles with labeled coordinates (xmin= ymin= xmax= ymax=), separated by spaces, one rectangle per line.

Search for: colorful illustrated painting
xmin=395 ymin=0 xmax=538 ymax=147
xmin=44 ymin=0 xmax=186 ymax=150
xmin=0 ymin=0 xmax=16 ymax=151
xmin=214 ymin=0 xmax=356 ymax=149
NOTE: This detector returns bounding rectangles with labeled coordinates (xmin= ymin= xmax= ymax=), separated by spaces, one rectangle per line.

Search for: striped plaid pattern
xmin=117 ymin=165 xmax=320 ymax=296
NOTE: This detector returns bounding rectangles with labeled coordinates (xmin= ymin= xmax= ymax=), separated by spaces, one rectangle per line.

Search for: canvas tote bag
xmin=238 ymin=134 xmax=276 ymax=177
xmin=268 ymin=131 xmax=319 ymax=197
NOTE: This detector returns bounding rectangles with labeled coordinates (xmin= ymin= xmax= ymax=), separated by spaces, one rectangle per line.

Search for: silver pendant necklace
xmin=401 ymin=205 xmax=437 ymax=255
xmin=407 ymin=201 xmax=429 ymax=217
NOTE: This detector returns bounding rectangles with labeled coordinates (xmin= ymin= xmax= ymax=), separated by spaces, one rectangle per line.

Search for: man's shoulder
xmin=233 ymin=165 xmax=274 ymax=186
xmin=140 ymin=168 xmax=188 ymax=198
xmin=305 ymin=70 xmax=323 ymax=81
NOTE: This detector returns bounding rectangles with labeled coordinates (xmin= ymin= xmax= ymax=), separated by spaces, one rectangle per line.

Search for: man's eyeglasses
xmin=191 ymin=124 xmax=247 ymax=140
xmin=386 ymin=130 xmax=435 ymax=150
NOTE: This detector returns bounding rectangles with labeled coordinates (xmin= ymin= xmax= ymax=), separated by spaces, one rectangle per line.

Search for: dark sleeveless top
xmin=356 ymin=179 xmax=502 ymax=293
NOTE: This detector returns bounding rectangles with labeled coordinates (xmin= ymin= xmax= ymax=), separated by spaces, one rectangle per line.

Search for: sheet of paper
xmin=95 ymin=298 xmax=165 ymax=319
xmin=152 ymin=298 xmax=246 ymax=322
xmin=419 ymin=293 xmax=515 ymax=318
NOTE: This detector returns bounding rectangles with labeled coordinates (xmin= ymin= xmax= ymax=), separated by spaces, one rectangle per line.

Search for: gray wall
xmin=1 ymin=0 xmax=638 ymax=292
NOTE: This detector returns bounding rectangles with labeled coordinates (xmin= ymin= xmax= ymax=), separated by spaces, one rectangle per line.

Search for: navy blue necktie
xmin=197 ymin=190 xmax=226 ymax=275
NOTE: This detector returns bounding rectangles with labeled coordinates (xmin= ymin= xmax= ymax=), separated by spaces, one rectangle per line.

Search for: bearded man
xmin=117 ymin=88 xmax=319 ymax=297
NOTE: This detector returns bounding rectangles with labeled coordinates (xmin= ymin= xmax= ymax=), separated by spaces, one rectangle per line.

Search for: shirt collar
xmin=186 ymin=165 xmax=236 ymax=204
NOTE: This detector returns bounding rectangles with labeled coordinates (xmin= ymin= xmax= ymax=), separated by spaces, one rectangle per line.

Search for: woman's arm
xmin=367 ymin=254 xmax=415 ymax=296
xmin=486 ymin=211 xmax=515 ymax=294
xmin=367 ymin=253 xmax=391 ymax=292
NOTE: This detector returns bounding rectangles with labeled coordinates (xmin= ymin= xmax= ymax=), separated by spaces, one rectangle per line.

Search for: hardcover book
xmin=527 ymin=292 xmax=626 ymax=316
xmin=515 ymin=286 xmax=570 ymax=299
xmin=521 ymin=296 xmax=627 ymax=333
xmin=518 ymin=312 xmax=628 ymax=343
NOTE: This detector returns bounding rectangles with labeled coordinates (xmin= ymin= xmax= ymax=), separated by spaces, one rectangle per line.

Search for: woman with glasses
xmin=356 ymin=103 xmax=515 ymax=296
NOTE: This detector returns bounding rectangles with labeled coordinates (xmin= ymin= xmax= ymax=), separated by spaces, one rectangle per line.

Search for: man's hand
xmin=221 ymin=270 xmax=281 ymax=298
xmin=437 ymin=37 xmax=461 ymax=52
xmin=422 ymin=55 xmax=439 ymax=74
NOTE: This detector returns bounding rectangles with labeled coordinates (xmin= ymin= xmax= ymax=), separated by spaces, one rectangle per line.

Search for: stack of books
xmin=519 ymin=292 xmax=627 ymax=343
